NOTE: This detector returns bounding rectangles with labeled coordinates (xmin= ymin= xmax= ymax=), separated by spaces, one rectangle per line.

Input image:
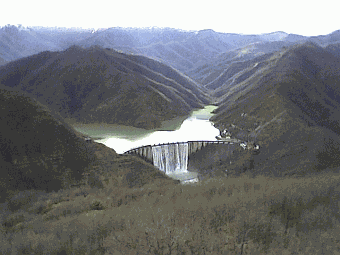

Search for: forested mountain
xmin=0 ymin=45 xmax=210 ymax=129
xmin=187 ymin=40 xmax=297 ymax=86
xmin=210 ymin=42 xmax=340 ymax=176
xmin=0 ymin=85 xmax=98 ymax=202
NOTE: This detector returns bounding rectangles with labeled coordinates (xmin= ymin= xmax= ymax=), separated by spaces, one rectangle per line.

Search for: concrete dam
xmin=124 ymin=140 xmax=239 ymax=174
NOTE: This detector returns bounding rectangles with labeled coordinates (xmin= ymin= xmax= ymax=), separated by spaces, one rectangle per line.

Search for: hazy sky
xmin=3 ymin=0 xmax=339 ymax=36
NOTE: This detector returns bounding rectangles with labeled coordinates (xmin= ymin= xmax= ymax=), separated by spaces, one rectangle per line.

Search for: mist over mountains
xmin=3 ymin=24 xmax=340 ymax=72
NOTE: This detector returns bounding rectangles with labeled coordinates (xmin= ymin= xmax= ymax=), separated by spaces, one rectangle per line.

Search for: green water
xmin=71 ymin=105 xmax=219 ymax=154
xmin=189 ymin=105 xmax=217 ymax=119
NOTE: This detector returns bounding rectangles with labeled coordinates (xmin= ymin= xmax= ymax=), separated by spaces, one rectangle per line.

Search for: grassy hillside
xmin=1 ymin=167 xmax=340 ymax=254
xmin=0 ymin=45 xmax=210 ymax=129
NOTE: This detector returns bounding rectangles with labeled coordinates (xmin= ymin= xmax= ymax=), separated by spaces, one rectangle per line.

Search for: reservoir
xmin=71 ymin=105 xmax=220 ymax=182
xmin=72 ymin=105 xmax=220 ymax=154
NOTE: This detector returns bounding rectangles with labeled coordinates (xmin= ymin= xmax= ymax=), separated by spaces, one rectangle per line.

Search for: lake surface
xmin=72 ymin=105 xmax=220 ymax=182
xmin=73 ymin=105 xmax=220 ymax=154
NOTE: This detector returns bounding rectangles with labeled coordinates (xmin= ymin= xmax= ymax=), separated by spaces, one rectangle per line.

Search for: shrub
xmin=43 ymin=199 xmax=89 ymax=221
xmin=90 ymin=200 xmax=106 ymax=211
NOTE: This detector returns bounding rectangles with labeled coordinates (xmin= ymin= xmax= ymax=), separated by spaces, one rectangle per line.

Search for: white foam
xmin=152 ymin=143 xmax=188 ymax=173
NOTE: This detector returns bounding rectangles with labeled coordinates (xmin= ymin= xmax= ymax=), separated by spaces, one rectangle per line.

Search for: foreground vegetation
xmin=1 ymin=160 xmax=340 ymax=254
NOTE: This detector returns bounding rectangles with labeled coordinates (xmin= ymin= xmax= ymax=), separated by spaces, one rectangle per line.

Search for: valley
xmin=1 ymin=24 xmax=340 ymax=254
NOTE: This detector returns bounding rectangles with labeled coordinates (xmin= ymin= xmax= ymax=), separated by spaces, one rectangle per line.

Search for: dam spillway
xmin=152 ymin=143 xmax=188 ymax=173
xmin=123 ymin=140 xmax=237 ymax=174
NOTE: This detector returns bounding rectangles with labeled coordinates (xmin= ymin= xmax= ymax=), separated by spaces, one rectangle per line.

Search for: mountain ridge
xmin=0 ymin=45 xmax=210 ymax=129
xmin=3 ymin=24 xmax=340 ymax=75
xmin=209 ymin=42 xmax=340 ymax=176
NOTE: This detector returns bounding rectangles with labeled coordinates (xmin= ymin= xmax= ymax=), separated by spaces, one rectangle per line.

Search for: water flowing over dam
xmin=124 ymin=140 xmax=238 ymax=174
xmin=152 ymin=143 xmax=189 ymax=173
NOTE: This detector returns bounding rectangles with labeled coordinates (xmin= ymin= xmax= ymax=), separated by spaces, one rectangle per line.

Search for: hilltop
xmin=0 ymin=45 xmax=210 ymax=129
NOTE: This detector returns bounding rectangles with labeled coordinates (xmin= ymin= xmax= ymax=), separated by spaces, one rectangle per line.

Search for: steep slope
xmin=210 ymin=42 xmax=340 ymax=176
xmin=206 ymin=53 xmax=275 ymax=92
xmin=0 ymin=45 xmax=210 ymax=129
xmin=0 ymin=86 xmax=98 ymax=202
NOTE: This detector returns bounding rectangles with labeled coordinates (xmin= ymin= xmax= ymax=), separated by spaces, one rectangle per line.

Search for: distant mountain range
xmin=0 ymin=25 xmax=61 ymax=61
xmin=32 ymin=28 xmax=308 ymax=72
xmin=3 ymin=25 xmax=340 ymax=74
